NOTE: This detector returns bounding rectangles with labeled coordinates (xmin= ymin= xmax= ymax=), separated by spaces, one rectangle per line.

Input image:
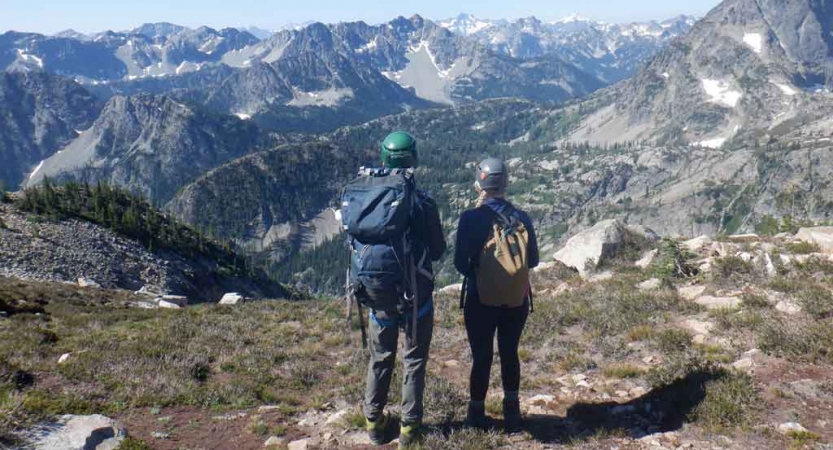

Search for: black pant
xmin=464 ymin=298 xmax=529 ymax=402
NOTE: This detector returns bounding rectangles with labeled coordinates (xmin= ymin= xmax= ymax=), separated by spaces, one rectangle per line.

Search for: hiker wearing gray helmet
xmin=454 ymin=157 xmax=539 ymax=433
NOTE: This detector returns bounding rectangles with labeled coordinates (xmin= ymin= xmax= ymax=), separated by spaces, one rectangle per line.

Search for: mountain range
xmin=0 ymin=12 xmax=692 ymax=193
xmin=0 ymin=13 xmax=690 ymax=124
xmin=5 ymin=0 xmax=833 ymax=292
xmin=438 ymin=13 xmax=696 ymax=83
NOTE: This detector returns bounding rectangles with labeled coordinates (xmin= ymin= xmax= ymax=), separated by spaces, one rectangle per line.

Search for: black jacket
xmin=454 ymin=197 xmax=539 ymax=304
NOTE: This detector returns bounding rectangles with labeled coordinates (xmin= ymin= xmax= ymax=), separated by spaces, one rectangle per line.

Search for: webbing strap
xmin=370 ymin=300 xmax=433 ymax=328
xmin=459 ymin=276 xmax=468 ymax=309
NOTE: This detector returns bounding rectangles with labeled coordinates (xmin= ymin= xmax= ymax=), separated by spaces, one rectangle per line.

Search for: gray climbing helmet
xmin=476 ymin=157 xmax=508 ymax=192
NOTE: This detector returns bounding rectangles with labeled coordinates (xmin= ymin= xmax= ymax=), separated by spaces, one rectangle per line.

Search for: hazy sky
xmin=1 ymin=0 xmax=722 ymax=35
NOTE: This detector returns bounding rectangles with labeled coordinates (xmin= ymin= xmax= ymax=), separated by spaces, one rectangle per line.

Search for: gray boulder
xmin=554 ymin=219 xmax=625 ymax=277
xmin=626 ymin=224 xmax=660 ymax=242
xmin=157 ymin=300 xmax=181 ymax=309
xmin=135 ymin=285 xmax=164 ymax=297
xmin=637 ymin=278 xmax=662 ymax=291
xmin=795 ymin=227 xmax=833 ymax=253
xmin=26 ymin=414 xmax=126 ymax=450
xmin=694 ymin=295 xmax=742 ymax=310
xmin=160 ymin=295 xmax=188 ymax=307
xmin=219 ymin=292 xmax=245 ymax=305
xmin=77 ymin=278 xmax=101 ymax=288
xmin=438 ymin=284 xmax=463 ymax=294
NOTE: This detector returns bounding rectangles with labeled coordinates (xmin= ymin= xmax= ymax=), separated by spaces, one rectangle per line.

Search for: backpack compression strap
xmin=345 ymin=265 xmax=368 ymax=350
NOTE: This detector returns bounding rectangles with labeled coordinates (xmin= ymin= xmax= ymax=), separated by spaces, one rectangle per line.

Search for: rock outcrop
xmin=553 ymin=219 xmax=626 ymax=277
xmin=795 ymin=227 xmax=833 ymax=253
xmin=24 ymin=414 xmax=126 ymax=450
xmin=0 ymin=71 xmax=100 ymax=190
xmin=0 ymin=201 xmax=286 ymax=302
xmin=26 ymin=94 xmax=280 ymax=205
xmin=219 ymin=293 xmax=245 ymax=305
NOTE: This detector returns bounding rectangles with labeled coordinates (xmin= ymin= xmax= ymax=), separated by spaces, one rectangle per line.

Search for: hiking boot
xmin=398 ymin=422 xmax=422 ymax=449
xmin=366 ymin=414 xmax=389 ymax=445
xmin=465 ymin=402 xmax=491 ymax=430
xmin=503 ymin=400 xmax=523 ymax=434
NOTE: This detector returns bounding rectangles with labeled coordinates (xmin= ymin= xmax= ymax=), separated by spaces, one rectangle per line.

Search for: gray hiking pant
xmin=364 ymin=304 xmax=434 ymax=425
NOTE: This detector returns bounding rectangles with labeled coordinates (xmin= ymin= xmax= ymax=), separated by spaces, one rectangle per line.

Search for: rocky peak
xmin=409 ymin=14 xmax=427 ymax=29
xmin=560 ymin=0 xmax=833 ymax=147
xmin=285 ymin=22 xmax=338 ymax=55
xmin=131 ymin=22 xmax=189 ymax=38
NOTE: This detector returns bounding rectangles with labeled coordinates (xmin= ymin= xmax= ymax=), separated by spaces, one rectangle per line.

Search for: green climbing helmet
xmin=380 ymin=131 xmax=418 ymax=169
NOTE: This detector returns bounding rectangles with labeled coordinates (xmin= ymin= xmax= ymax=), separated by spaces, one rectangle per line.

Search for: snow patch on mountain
xmin=621 ymin=23 xmax=664 ymax=37
xmin=199 ymin=36 xmax=225 ymax=54
xmin=743 ymin=33 xmax=763 ymax=53
xmin=690 ymin=137 xmax=727 ymax=149
xmin=389 ymin=41 xmax=477 ymax=105
xmin=702 ymin=79 xmax=742 ymax=108
xmin=438 ymin=14 xmax=495 ymax=36
xmin=408 ymin=41 xmax=453 ymax=79
xmin=175 ymin=61 xmax=204 ymax=75
xmin=28 ymin=160 xmax=45 ymax=181
xmin=773 ymin=82 xmax=797 ymax=96
xmin=286 ymin=88 xmax=354 ymax=107
xmin=381 ymin=71 xmax=402 ymax=80
xmin=16 ymin=49 xmax=44 ymax=68
xmin=553 ymin=14 xmax=592 ymax=24
xmin=356 ymin=37 xmax=379 ymax=53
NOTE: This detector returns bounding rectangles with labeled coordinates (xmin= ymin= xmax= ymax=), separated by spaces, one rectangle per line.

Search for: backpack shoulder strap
xmin=479 ymin=203 xmax=515 ymax=228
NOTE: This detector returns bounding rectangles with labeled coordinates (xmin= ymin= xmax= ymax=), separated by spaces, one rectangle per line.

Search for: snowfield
xmin=743 ymin=32 xmax=763 ymax=54
xmin=774 ymin=82 xmax=797 ymax=96
xmin=701 ymin=79 xmax=742 ymax=108
xmin=356 ymin=37 xmax=379 ymax=53
xmin=690 ymin=137 xmax=727 ymax=149
xmin=438 ymin=14 xmax=495 ymax=35
xmin=28 ymin=160 xmax=45 ymax=180
xmin=408 ymin=41 xmax=455 ymax=79
xmin=16 ymin=49 xmax=44 ymax=68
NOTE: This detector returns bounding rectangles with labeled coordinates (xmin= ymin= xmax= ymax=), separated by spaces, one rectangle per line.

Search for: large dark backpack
xmin=341 ymin=168 xmax=422 ymax=345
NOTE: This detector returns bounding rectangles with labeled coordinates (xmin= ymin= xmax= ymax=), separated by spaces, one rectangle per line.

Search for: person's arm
xmin=454 ymin=211 xmax=472 ymax=276
xmin=523 ymin=213 xmax=540 ymax=269
xmin=419 ymin=195 xmax=447 ymax=262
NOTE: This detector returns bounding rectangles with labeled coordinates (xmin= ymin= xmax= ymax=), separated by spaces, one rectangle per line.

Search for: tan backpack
xmin=472 ymin=209 xmax=530 ymax=308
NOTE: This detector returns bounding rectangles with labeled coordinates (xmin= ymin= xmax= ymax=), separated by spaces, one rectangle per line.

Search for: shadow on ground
xmin=524 ymin=369 xmax=725 ymax=443
xmin=348 ymin=369 xmax=727 ymax=448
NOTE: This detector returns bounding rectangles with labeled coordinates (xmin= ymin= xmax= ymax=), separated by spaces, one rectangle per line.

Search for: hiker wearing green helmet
xmin=380 ymin=131 xmax=419 ymax=169
xmin=341 ymin=131 xmax=446 ymax=448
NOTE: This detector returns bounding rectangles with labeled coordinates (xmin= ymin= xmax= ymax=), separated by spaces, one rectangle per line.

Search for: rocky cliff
xmin=25 ymin=93 xmax=281 ymax=204
xmin=0 ymin=71 xmax=100 ymax=189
